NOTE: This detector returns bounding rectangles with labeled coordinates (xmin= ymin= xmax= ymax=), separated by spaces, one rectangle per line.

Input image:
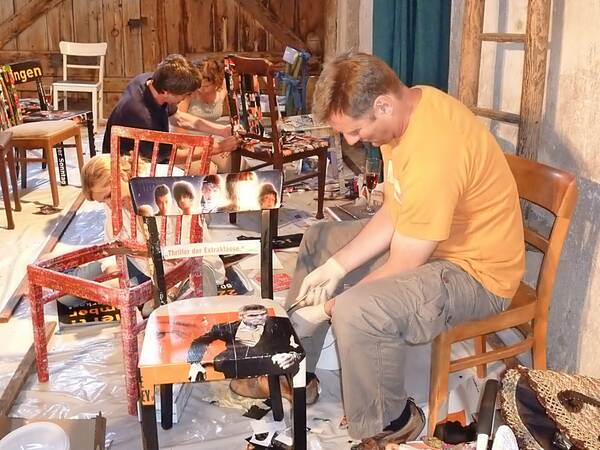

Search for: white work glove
xmin=296 ymin=257 xmax=346 ymax=307
xmin=291 ymin=304 xmax=331 ymax=339
xmin=187 ymin=362 xmax=207 ymax=382
xmin=271 ymin=352 xmax=301 ymax=370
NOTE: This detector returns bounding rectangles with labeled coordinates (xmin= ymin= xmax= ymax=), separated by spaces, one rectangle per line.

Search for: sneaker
xmin=230 ymin=375 xmax=320 ymax=405
xmin=351 ymin=399 xmax=425 ymax=450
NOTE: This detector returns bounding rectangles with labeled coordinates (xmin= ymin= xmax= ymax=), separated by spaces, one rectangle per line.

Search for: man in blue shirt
xmin=103 ymin=54 xmax=237 ymax=168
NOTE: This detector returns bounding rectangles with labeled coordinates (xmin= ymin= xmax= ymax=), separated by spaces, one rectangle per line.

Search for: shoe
xmin=230 ymin=375 xmax=319 ymax=405
xmin=351 ymin=399 xmax=425 ymax=450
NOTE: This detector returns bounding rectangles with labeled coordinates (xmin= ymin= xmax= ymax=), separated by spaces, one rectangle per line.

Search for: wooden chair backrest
xmin=59 ymin=41 xmax=107 ymax=83
xmin=130 ymin=170 xmax=284 ymax=305
xmin=505 ymin=154 xmax=577 ymax=313
xmin=224 ymin=55 xmax=282 ymax=150
xmin=109 ymin=126 xmax=213 ymax=251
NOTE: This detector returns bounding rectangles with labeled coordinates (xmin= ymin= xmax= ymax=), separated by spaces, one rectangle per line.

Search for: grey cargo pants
xmin=285 ymin=220 xmax=509 ymax=439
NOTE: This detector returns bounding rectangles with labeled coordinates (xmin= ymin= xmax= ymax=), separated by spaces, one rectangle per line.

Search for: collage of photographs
xmin=129 ymin=170 xmax=283 ymax=216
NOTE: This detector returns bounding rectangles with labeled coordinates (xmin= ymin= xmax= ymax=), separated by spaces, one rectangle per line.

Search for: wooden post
xmin=517 ymin=0 xmax=551 ymax=161
xmin=323 ymin=0 xmax=337 ymax=62
xmin=457 ymin=0 xmax=485 ymax=108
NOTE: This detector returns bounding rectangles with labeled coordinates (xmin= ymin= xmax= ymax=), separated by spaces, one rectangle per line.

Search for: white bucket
xmin=0 ymin=422 xmax=70 ymax=450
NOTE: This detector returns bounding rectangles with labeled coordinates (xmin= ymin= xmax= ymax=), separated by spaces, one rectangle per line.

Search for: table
xmin=138 ymin=296 xmax=307 ymax=450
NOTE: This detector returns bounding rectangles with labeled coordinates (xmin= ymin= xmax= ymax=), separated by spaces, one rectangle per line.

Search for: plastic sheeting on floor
xmin=0 ymin=134 xmax=509 ymax=449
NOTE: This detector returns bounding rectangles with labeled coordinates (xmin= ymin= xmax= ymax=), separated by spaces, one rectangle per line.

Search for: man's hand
xmin=271 ymin=352 xmax=300 ymax=370
xmin=187 ymin=362 xmax=207 ymax=382
xmin=213 ymin=135 xmax=239 ymax=154
xmin=291 ymin=304 xmax=331 ymax=339
xmin=295 ymin=257 xmax=346 ymax=307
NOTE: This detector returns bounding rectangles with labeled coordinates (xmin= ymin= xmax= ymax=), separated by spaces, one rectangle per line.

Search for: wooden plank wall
xmin=0 ymin=0 xmax=327 ymax=116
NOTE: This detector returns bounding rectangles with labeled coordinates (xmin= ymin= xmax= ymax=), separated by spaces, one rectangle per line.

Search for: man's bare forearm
xmin=170 ymin=111 xmax=230 ymax=136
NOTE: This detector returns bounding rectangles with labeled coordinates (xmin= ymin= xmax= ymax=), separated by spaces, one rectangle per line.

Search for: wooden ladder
xmin=458 ymin=0 xmax=551 ymax=161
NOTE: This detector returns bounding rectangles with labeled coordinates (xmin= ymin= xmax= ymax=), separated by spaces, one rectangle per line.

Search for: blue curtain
xmin=373 ymin=0 xmax=451 ymax=90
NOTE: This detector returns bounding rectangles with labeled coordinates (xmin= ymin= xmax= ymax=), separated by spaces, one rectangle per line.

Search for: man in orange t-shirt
xmin=233 ymin=53 xmax=524 ymax=447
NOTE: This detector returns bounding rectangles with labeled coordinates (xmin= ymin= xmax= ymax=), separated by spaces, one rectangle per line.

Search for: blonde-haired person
xmin=56 ymin=155 xmax=222 ymax=308
xmin=175 ymin=58 xmax=235 ymax=174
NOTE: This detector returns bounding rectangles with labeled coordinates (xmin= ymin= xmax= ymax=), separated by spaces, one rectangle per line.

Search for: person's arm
xmin=170 ymin=109 xmax=231 ymax=137
xmin=172 ymin=96 xmax=192 ymax=134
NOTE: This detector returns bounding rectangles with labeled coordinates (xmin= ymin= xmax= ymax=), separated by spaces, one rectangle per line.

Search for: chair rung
xmin=481 ymin=33 xmax=526 ymax=43
xmin=449 ymin=337 xmax=534 ymax=372
xmin=472 ymin=107 xmax=520 ymax=124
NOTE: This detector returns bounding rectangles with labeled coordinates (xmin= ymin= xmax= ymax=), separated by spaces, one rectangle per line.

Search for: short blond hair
xmin=80 ymin=155 xmax=145 ymax=201
xmin=312 ymin=52 xmax=403 ymax=123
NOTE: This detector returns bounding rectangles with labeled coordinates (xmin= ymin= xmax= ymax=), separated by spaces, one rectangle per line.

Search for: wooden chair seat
xmin=427 ymin=154 xmax=578 ymax=436
xmin=10 ymin=120 xmax=78 ymax=139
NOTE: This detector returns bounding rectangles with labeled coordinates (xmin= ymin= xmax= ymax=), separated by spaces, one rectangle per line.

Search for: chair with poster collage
xmin=224 ymin=54 xmax=329 ymax=231
xmin=130 ymin=170 xmax=307 ymax=450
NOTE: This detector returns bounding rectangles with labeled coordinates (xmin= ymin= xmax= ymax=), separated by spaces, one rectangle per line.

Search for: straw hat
xmin=500 ymin=366 xmax=600 ymax=450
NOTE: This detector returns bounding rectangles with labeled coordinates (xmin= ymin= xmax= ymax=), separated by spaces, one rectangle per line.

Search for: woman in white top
xmin=176 ymin=58 xmax=233 ymax=173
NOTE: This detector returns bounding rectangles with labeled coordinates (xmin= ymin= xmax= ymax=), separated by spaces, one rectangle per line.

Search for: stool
xmin=0 ymin=131 xmax=20 ymax=229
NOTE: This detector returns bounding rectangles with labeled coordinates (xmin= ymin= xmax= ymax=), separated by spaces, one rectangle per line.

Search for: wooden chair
xmin=0 ymin=130 xmax=20 ymax=229
xmin=9 ymin=60 xmax=97 ymax=159
xmin=0 ymin=64 xmax=84 ymax=207
xmin=132 ymin=171 xmax=307 ymax=450
xmin=52 ymin=41 xmax=107 ymax=132
xmin=11 ymin=120 xmax=84 ymax=207
xmin=225 ymin=55 xmax=329 ymax=229
xmin=427 ymin=154 xmax=578 ymax=436
xmin=27 ymin=126 xmax=213 ymax=415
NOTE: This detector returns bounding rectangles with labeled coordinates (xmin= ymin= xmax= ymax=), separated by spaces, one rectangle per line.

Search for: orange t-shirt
xmin=380 ymin=86 xmax=524 ymax=298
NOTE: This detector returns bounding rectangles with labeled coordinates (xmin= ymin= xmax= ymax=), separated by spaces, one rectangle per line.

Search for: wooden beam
xmin=517 ymin=0 xmax=551 ymax=161
xmin=0 ymin=322 xmax=56 ymax=416
xmin=0 ymin=0 xmax=67 ymax=49
xmin=457 ymin=0 xmax=485 ymax=108
xmin=233 ymin=0 xmax=306 ymax=50
xmin=323 ymin=0 xmax=337 ymax=62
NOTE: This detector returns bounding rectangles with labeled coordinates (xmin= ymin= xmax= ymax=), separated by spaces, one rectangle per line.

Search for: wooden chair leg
xmin=19 ymin=148 xmax=28 ymax=189
xmin=474 ymin=335 xmax=487 ymax=378
xmin=120 ymin=302 xmax=141 ymax=415
xmin=228 ymin=151 xmax=242 ymax=225
xmin=160 ymin=384 xmax=173 ymax=430
xmin=27 ymin=281 xmax=50 ymax=382
xmin=316 ymin=150 xmax=327 ymax=219
xmin=44 ymin=144 xmax=59 ymax=207
xmin=0 ymin=154 xmax=14 ymax=229
xmin=268 ymin=375 xmax=284 ymax=421
xmin=428 ymin=333 xmax=451 ymax=437
xmin=74 ymin=131 xmax=84 ymax=174
xmin=532 ymin=321 xmax=547 ymax=369
xmin=7 ymin=148 xmax=20 ymax=211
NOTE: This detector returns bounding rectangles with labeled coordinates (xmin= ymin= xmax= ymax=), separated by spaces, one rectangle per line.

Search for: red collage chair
xmin=27 ymin=126 xmax=213 ymax=415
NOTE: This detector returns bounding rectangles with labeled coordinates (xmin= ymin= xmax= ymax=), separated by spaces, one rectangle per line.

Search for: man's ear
xmin=373 ymin=95 xmax=393 ymax=117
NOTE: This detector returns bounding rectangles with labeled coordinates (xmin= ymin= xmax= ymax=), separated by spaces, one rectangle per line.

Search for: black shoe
xmin=351 ymin=399 xmax=425 ymax=449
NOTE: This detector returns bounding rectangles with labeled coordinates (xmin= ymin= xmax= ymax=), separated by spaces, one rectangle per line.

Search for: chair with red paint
xmin=27 ymin=125 xmax=213 ymax=415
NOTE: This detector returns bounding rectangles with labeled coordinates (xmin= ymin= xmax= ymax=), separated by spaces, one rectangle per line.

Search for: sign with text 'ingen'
xmin=9 ymin=60 xmax=44 ymax=85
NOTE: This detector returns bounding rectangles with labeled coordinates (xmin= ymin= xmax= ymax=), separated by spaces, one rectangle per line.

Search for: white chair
xmin=52 ymin=41 xmax=107 ymax=132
